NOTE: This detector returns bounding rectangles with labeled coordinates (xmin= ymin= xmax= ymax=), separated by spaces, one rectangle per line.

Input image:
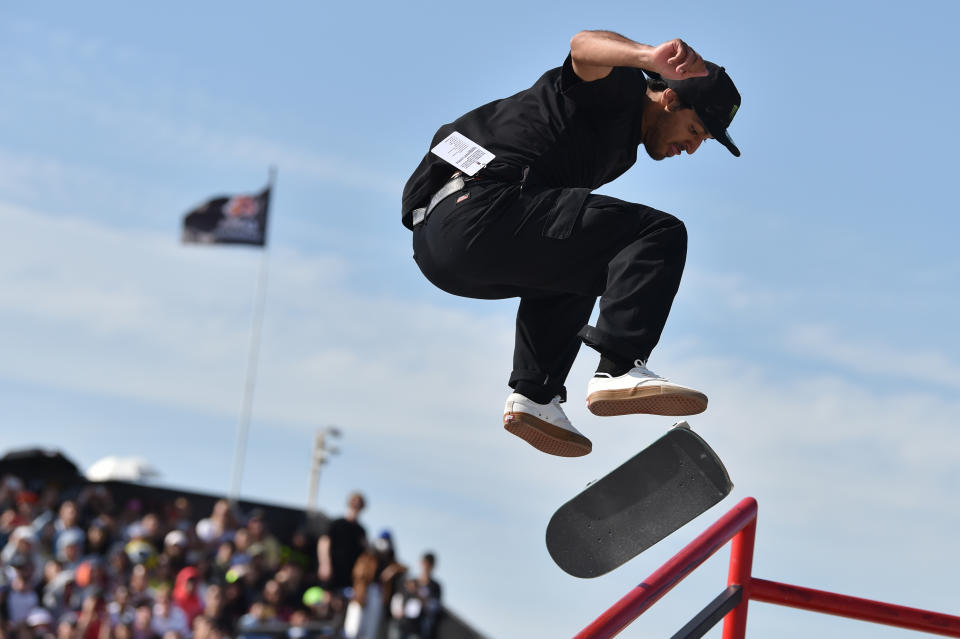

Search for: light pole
xmin=306 ymin=426 xmax=341 ymax=515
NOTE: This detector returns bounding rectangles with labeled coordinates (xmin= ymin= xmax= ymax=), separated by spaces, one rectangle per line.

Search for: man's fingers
xmin=658 ymin=38 xmax=710 ymax=79
xmin=677 ymin=52 xmax=708 ymax=77
xmin=666 ymin=39 xmax=688 ymax=66
xmin=671 ymin=44 xmax=708 ymax=77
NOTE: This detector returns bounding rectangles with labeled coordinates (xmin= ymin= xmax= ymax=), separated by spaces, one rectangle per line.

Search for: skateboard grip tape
xmin=546 ymin=428 xmax=732 ymax=578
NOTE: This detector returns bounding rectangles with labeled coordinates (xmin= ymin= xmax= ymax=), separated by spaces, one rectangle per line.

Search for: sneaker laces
xmin=633 ymin=359 xmax=665 ymax=379
xmin=594 ymin=359 xmax=657 ymax=379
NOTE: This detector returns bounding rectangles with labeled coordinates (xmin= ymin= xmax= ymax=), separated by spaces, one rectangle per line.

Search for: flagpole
xmin=228 ymin=167 xmax=275 ymax=503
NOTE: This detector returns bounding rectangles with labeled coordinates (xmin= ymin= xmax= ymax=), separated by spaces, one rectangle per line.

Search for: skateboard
xmin=545 ymin=422 xmax=732 ymax=578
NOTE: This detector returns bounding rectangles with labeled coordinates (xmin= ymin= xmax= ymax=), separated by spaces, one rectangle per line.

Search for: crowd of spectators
xmin=0 ymin=476 xmax=442 ymax=639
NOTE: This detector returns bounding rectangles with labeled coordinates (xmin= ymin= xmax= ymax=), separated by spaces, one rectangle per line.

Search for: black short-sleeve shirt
xmin=324 ymin=517 xmax=366 ymax=589
xmin=401 ymin=55 xmax=648 ymax=228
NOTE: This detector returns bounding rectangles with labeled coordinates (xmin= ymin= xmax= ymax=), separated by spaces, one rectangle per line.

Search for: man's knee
xmin=636 ymin=206 xmax=687 ymax=254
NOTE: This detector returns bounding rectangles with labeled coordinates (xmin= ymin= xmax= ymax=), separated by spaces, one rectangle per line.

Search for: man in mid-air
xmin=402 ymin=31 xmax=742 ymax=457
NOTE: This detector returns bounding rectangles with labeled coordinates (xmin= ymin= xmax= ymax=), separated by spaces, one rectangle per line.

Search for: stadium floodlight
xmin=307 ymin=426 xmax=344 ymax=514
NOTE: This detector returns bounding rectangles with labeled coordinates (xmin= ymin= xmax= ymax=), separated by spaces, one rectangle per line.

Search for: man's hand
xmin=647 ymin=39 xmax=708 ymax=80
xmin=570 ymin=31 xmax=708 ymax=82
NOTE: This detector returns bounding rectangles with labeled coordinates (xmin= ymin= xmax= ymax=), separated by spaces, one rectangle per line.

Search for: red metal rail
xmin=574 ymin=496 xmax=960 ymax=639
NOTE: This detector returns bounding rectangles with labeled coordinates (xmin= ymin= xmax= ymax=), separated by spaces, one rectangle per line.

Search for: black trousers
xmin=412 ymin=180 xmax=687 ymax=401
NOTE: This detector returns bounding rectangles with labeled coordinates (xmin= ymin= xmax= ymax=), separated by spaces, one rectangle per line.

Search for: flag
xmin=181 ymin=186 xmax=271 ymax=247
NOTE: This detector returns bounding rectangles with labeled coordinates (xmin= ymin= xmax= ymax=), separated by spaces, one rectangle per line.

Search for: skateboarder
xmin=402 ymin=31 xmax=742 ymax=458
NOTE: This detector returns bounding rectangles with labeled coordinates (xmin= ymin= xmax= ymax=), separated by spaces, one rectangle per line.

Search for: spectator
xmin=243 ymin=512 xmax=279 ymax=572
xmin=300 ymin=587 xmax=331 ymax=624
xmin=414 ymin=554 xmax=442 ymax=639
xmin=2 ymin=527 xmax=43 ymax=581
xmin=230 ymin=530 xmax=252 ymax=568
xmin=388 ymin=579 xmax=422 ymax=639
xmin=316 ymin=493 xmax=367 ymax=596
xmin=127 ymin=565 xmax=152 ymax=602
xmin=285 ymin=610 xmax=309 ymax=639
xmin=0 ymin=477 xmax=24 ymax=515
xmin=373 ymin=532 xmax=406 ymax=617
xmin=56 ymin=613 xmax=78 ymax=639
xmin=0 ymin=508 xmax=18 ymax=549
xmin=85 ymin=521 xmax=112 ymax=559
xmin=138 ymin=516 xmax=164 ymax=555
xmin=56 ymin=529 xmax=85 ymax=569
xmin=190 ymin=614 xmax=213 ymax=639
xmin=347 ymin=529 xmax=405 ymax=639
xmin=165 ymin=498 xmax=192 ymax=536
xmin=162 ymin=532 xmax=189 ymax=576
xmin=270 ymin=565 xmax=304 ymax=613
xmin=130 ymin=602 xmax=155 ymax=639
xmin=105 ymin=548 xmax=131 ymax=590
xmin=41 ymin=560 xmax=61 ymax=591
xmin=260 ymin=580 xmax=290 ymax=623
xmin=200 ymin=584 xmax=228 ymax=629
xmin=2 ymin=554 xmax=40 ymax=625
xmin=25 ymin=607 xmax=55 ymax=639
xmin=237 ymin=600 xmax=274 ymax=639
xmin=53 ymin=501 xmax=82 ymax=547
xmin=74 ymin=559 xmax=110 ymax=606
xmin=195 ymin=502 xmax=234 ymax=548
xmin=106 ymin=585 xmax=135 ymax=627
xmin=277 ymin=530 xmax=313 ymax=575
xmin=75 ymin=591 xmax=108 ymax=639
xmin=14 ymin=491 xmax=41 ymax=529
xmin=40 ymin=565 xmax=75 ymax=618
xmin=172 ymin=567 xmax=204 ymax=626
xmin=220 ymin=578 xmax=251 ymax=626
xmin=207 ymin=541 xmax=233 ymax=588
xmin=149 ymin=585 xmax=189 ymax=638
xmin=344 ymin=549 xmax=378 ymax=639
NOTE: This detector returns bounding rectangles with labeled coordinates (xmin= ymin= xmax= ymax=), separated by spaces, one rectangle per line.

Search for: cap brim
xmin=695 ymin=106 xmax=741 ymax=157
xmin=714 ymin=129 xmax=740 ymax=157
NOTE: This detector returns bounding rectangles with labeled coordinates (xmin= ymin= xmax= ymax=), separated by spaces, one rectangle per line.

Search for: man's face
xmin=644 ymin=103 xmax=712 ymax=161
xmin=59 ymin=502 xmax=77 ymax=527
xmin=347 ymin=494 xmax=365 ymax=515
xmin=63 ymin=542 xmax=80 ymax=561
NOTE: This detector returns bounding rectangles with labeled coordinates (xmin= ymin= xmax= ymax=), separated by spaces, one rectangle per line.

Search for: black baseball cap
xmin=647 ymin=61 xmax=742 ymax=157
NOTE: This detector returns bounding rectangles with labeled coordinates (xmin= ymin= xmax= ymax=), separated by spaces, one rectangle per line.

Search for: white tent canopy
xmin=86 ymin=456 xmax=161 ymax=482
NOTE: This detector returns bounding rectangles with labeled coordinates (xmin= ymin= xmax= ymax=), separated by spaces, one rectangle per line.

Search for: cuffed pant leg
xmin=509 ymin=292 xmax=597 ymax=402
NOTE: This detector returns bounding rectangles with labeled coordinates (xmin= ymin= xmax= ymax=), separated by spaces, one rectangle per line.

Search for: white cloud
xmin=786 ymin=324 xmax=960 ymax=391
xmin=0 ymin=199 xmax=511 ymax=436
xmin=681 ymin=267 xmax=789 ymax=311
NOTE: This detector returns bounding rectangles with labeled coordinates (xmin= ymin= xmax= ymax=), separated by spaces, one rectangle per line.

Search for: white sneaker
xmin=503 ymin=393 xmax=592 ymax=457
xmin=586 ymin=360 xmax=708 ymax=417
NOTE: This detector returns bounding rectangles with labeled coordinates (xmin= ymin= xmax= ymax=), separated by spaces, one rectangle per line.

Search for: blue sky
xmin=3 ymin=1 xmax=960 ymax=637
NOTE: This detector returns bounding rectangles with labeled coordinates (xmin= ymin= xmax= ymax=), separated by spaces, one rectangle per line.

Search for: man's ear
xmin=661 ymin=88 xmax=681 ymax=111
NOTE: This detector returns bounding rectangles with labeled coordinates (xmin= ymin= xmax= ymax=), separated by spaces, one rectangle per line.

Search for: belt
xmin=411 ymin=173 xmax=469 ymax=227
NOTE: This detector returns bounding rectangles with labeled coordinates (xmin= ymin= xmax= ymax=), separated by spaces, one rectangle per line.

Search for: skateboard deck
xmin=546 ymin=423 xmax=732 ymax=578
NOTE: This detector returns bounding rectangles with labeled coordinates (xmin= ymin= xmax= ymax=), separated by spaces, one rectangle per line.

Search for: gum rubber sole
xmin=504 ymin=412 xmax=592 ymax=457
xmin=586 ymin=387 xmax=708 ymax=417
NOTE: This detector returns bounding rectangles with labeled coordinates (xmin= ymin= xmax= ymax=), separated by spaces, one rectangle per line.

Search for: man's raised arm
xmin=569 ymin=30 xmax=709 ymax=82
